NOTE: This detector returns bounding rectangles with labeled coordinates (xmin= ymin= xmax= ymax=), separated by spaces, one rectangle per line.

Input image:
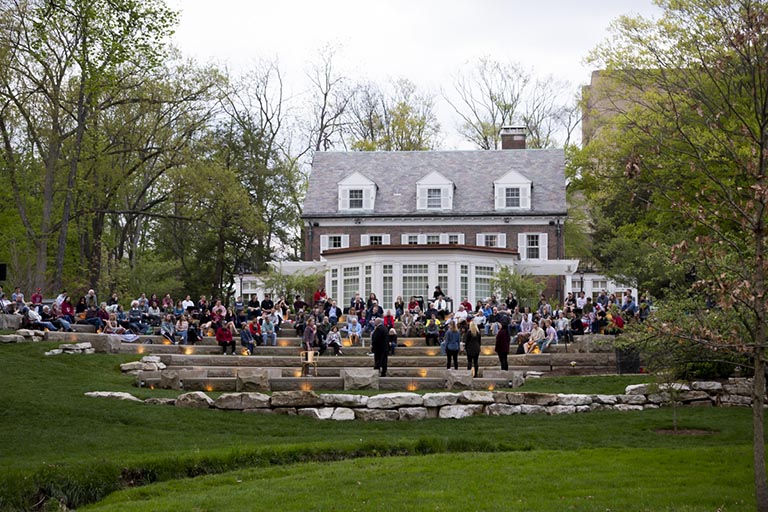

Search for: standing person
xmin=495 ymin=325 xmax=511 ymax=371
xmin=464 ymin=321 xmax=482 ymax=377
xmin=371 ymin=318 xmax=389 ymax=377
xmin=216 ymin=321 xmax=236 ymax=355
xmin=444 ymin=321 xmax=461 ymax=370
xmin=302 ymin=317 xmax=316 ymax=352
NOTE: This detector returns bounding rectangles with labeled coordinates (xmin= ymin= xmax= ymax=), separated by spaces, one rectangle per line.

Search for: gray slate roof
xmin=302 ymin=149 xmax=566 ymax=217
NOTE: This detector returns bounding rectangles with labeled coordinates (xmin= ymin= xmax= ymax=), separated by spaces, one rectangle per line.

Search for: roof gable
xmin=494 ymin=170 xmax=531 ymax=185
xmin=338 ymin=171 xmax=376 ymax=187
xmin=416 ymin=171 xmax=453 ymax=186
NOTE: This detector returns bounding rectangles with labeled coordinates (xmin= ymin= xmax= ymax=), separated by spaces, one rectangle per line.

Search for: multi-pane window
xmin=438 ymin=264 xmax=448 ymax=293
xmin=461 ymin=264 xmax=469 ymax=300
xmin=369 ymin=235 xmax=383 ymax=245
xmin=427 ymin=235 xmax=440 ymax=245
xmin=505 ymin=187 xmax=521 ymax=208
xmin=342 ymin=267 xmax=360 ymax=306
xmin=364 ymin=265 xmax=372 ymax=300
xmin=426 ymin=188 xmax=442 ymax=209
xmin=348 ymin=189 xmax=364 ymax=209
xmin=402 ymin=264 xmax=429 ymax=302
xmin=383 ymin=264 xmax=393 ymax=310
xmin=526 ymin=234 xmax=540 ymax=259
xmin=485 ymin=234 xmax=498 ymax=248
xmin=448 ymin=234 xmax=460 ymax=245
xmin=408 ymin=235 xmax=419 ymax=245
xmin=329 ymin=235 xmax=343 ymax=249
xmin=475 ymin=265 xmax=494 ymax=302
xmin=330 ymin=269 xmax=338 ymax=302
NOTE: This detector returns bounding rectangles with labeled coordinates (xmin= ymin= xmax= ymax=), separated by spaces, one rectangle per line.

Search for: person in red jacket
xmin=216 ymin=321 xmax=236 ymax=355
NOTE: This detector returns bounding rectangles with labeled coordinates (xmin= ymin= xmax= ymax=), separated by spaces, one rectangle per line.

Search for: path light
xmin=184 ymin=347 xmax=194 ymax=355
xmin=487 ymin=384 xmax=495 ymax=391
xmin=407 ymin=382 xmax=418 ymax=392
xmin=426 ymin=349 xmax=438 ymax=356
xmin=482 ymin=347 xmax=494 ymax=355
xmin=136 ymin=346 xmax=145 ymax=355
xmin=278 ymin=339 xmax=291 ymax=347
xmin=570 ymin=361 xmax=577 ymax=368
xmin=418 ymin=368 xmax=427 ymax=377
xmin=293 ymin=370 xmax=303 ymax=377
xmin=300 ymin=381 xmax=313 ymax=391
xmin=403 ymin=339 xmax=414 ymax=347
xmin=205 ymin=385 xmax=214 ymax=392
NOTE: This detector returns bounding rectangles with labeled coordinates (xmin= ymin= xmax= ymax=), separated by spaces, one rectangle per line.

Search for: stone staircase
xmin=66 ymin=331 xmax=622 ymax=393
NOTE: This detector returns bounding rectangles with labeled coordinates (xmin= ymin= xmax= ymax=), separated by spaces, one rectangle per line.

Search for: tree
xmin=490 ymin=265 xmax=542 ymax=309
xmin=0 ymin=0 xmax=178 ymax=291
xmin=345 ymin=78 xmax=441 ymax=151
xmin=305 ymin=45 xmax=350 ymax=153
xmin=445 ymin=57 xmax=577 ymax=149
xmin=586 ymin=1 xmax=768 ymax=508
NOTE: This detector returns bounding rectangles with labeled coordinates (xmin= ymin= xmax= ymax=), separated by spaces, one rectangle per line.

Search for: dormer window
xmin=494 ymin=170 xmax=531 ymax=210
xmin=338 ymin=172 xmax=376 ymax=212
xmin=416 ymin=171 xmax=453 ymax=211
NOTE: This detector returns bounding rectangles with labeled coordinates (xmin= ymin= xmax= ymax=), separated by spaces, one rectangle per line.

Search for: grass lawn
xmin=0 ymin=342 xmax=761 ymax=511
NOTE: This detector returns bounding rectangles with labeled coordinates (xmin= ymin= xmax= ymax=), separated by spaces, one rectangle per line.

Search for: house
xmin=298 ymin=127 xmax=579 ymax=310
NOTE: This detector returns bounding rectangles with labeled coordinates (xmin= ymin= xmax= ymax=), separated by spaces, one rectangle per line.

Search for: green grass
xmin=82 ymin=447 xmax=753 ymax=511
xmin=0 ymin=342 xmax=761 ymax=511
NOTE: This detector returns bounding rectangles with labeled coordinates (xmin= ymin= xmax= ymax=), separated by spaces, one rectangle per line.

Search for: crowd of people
xmin=1 ymin=283 xmax=650 ymax=368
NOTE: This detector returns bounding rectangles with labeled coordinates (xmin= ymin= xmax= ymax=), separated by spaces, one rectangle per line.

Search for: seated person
xmin=539 ymin=319 xmax=558 ymax=353
xmin=388 ymin=328 xmax=398 ymax=356
xmin=175 ymin=315 xmax=189 ymax=344
xmin=261 ymin=314 xmax=277 ymax=346
xmin=424 ymin=315 xmax=441 ymax=346
xmin=84 ymin=306 xmax=105 ymax=331
xmin=216 ymin=321 xmax=236 ymax=355
xmin=27 ymin=307 xmax=57 ymax=331
xmin=528 ymin=321 xmax=545 ymax=353
xmin=127 ymin=301 xmax=148 ymax=334
xmin=104 ymin=313 xmax=126 ymax=335
xmin=326 ymin=325 xmax=343 ymax=356
xmin=344 ymin=316 xmax=362 ymax=346
xmin=364 ymin=305 xmax=382 ymax=333
xmin=407 ymin=296 xmax=420 ymax=314
xmin=160 ymin=314 xmax=176 ymax=343
xmin=400 ymin=310 xmax=415 ymax=336
xmin=240 ymin=322 xmax=255 ymax=354
xmin=382 ymin=309 xmax=395 ymax=329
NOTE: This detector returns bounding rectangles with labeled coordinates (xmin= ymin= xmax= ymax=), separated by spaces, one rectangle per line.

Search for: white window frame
xmin=416 ymin=171 xmax=454 ymax=211
xmin=475 ymin=233 xmax=507 ymax=248
xmin=338 ymin=172 xmax=376 ymax=212
xmin=494 ymin=171 xmax=532 ymax=211
xmin=361 ymin=234 xmax=391 ymax=246
xmin=320 ymin=234 xmax=350 ymax=253
xmin=517 ymin=232 xmax=548 ymax=260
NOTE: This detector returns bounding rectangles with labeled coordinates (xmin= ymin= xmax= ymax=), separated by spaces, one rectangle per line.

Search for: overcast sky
xmin=169 ymin=0 xmax=662 ymax=148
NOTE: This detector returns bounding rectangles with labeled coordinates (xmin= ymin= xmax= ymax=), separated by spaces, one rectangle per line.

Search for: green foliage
xmin=490 ymin=265 xmax=541 ymax=308
xmin=259 ymin=268 xmax=324 ymax=306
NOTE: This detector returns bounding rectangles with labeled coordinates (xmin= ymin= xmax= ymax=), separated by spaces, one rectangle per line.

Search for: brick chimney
xmin=500 ymin=126 xmax=527 ymax=149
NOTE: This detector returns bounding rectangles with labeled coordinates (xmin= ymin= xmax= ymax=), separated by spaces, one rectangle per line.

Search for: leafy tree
xmin=586 ymin=1 xmax=768 ymax=508
xmin=490 ymin=265 xmax=542 ymax=309
xmin=346 ymin=78 xmax=440 ymax=151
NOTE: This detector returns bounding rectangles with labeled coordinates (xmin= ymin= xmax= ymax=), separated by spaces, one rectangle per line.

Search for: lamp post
xmin=579 ymin=269 xmax=585 ymax=294
xmin=238 ymin=270 xmax=244 ymax=302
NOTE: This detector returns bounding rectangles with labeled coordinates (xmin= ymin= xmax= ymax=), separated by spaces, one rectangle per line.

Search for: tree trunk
xmin=754 ymin=346 xmax=768 ymax=512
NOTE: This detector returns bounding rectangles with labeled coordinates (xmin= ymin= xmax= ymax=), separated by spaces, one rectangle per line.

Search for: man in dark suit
xmin=371 ymin=318 xmax=389 ymax=377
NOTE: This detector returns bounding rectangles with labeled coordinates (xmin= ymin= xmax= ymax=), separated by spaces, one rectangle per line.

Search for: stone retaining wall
xmin=85 ymin=378 xmax=758 ymax=421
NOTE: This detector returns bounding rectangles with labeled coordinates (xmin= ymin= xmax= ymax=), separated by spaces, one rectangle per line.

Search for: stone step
xmin=142 ymin=365 xmax=521 ymax=379
xmin=137 ymin=375 xmax=510 ymax=392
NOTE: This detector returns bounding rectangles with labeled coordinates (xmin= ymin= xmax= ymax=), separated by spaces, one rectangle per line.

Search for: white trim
xmin=518 ymin=232 xmax=547 ymax=260
xmin=305 ymin=216 xmax=558 ymax=227
xmin=319 ymin=233 xmax=350 ymax=254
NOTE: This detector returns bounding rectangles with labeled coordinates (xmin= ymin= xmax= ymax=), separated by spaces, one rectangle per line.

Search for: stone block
xmin=270 ymin=390 xmax=324 ymax=408
xmin=679 ymin=390 xmax=710 ymax=402
xmin=593 ymin=394 xmax=618 ymax=405
xmin=144 ymin=397 xmax=176 ymax=406
xmin=84 ymin=391 xmax=142 ymax=402
xmin=691 ymin=381 xmax=723 ymax=393
xmin=643 ymin=404 xmax=660 ymax=410
xmin=522 ymin=392 xmax=559 ymax=406
xmin=519 ymin=404 xmax=546 ymax=415
xmin=616 ymin=394 xmax=647 ymax=405
xmin=44 ymin=349 xmax=63 ymax=356
xmin=342 ymin=369 xmax=380 ymax=390
xmin=458 ymin=390 xmax=495 ymax=404
xmin=484 ymin=403 xmax=520 ymax=416
xmin=556 ymin=394 xmax=593 ymax=406
xmin=614 ymin=404 xmax=644 ymax=412
xmin=625 ymin=383 xmax=653 ymax=395
xmin=367 ymin=392 xmax=423 ymax=409
xmin=244 ymin=408 xmax=275 ymax=415
xmin=483 ymin=370 xmax=524 ymax=388
xmin=88 ymin=335 xmax=122 ymax=353
xmin=297 ymin=407 xmax=335 ymax=420
xmin=236 ymin=368 xmax=273 ymax=392
xmin=141 ymin=355 xmax=162 ymax=364
xmin=425 ymin=407 xmax=439 ymax=419
xmin=438 ymin=404 xmax=484 ymax=419
xmin=214 ymin=392 xmax=270 ymax=410
xmin=175 ymin=391 xmax=214 ymax=408
xmin=399 ymin=407 xmax=428 ymax=421
xmin=0 ymin=314 xmax=22 ymax=330
xmin=446 ymin=370 xmax=473 ymax=390
xmin=319 ymin=393 xmax=369 ymax=407
xmin=273 ymin=407 xmax=298 ymax=415
xmin=159 ymin=370 xmax=180 ymax=390
xmin=331 ymin=407 xmax=356 ymax=421
xmin=688 ymin=399 xmax=713 ymax=407
xmin=721 ymin=394 xmax=751 ymax=406
xmin=724 ymin=380 xmax=752 ymax=396
xmin=423 ymin=392 xmax=459 ymax=407
xmin=548 ymin=405 xmax=576 ymax=415
xmin=575 ymin=405 xmax=591 ymax=413
xmin=121 ymin=361 xmax=145 ymax=373
xmin=589 ymin=403 xmax=610 ymax=412
xmin=354 ymin=408 xmax=400 ymax=421
xmin=0 ymin=335 xmax=24 ymax=343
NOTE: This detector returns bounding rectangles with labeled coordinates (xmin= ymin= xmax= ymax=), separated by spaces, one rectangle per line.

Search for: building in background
xmin=291 ymin=127 xmax=579 ymax=310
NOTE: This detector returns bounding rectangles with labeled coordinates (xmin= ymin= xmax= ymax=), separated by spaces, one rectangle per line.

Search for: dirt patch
xmin=654 ymin=428 xmax=715 ymax=436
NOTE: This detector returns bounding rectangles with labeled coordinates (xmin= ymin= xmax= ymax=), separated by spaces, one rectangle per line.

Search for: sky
xmin=169 ymin=0 xmax=662 ymax=148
